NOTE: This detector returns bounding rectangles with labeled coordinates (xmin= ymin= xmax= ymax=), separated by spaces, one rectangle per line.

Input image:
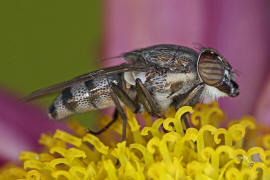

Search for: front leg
xmin=173 ymin=83 xmax=204 ymax=109
xmin=173 ymin=83 xmax=204 ymax=130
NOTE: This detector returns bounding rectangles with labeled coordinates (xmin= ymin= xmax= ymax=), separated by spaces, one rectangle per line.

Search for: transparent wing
xmin=22 ymin=63 xmax=147 ymax=101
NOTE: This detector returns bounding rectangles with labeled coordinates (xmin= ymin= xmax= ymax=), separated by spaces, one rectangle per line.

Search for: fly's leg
xmin=110 ymin=82 xmax=144 ymax=140
xmin=182 ymin=113 xmax=190 ymax=131
xmin=87 ymin=81 xmax=139 ymax=140
xmin=111 ymin=82 xmax=143 ymax=141
xmin=135 ymin=78 xmax=163 ymax=118
xmin=108 ymin=83 xmax=128 ymax=141
xmin=175 ymin=83 xmax=204 ymax=110
xmin=110 ymin=83 xmax=140 ymax=113
xmin=86 ymin=109 xmax=119 ymax=135
xmin=174 ymin=83 xmax=204 ymax=131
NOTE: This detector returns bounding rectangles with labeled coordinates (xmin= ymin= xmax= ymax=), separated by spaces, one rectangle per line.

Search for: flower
xmin=1 ymin=0 xmax=270 ymax=170
xmin=1 ymin=103 xmax=270 ymax=179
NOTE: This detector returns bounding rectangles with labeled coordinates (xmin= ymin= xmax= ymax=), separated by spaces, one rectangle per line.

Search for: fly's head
xmin=197 ymin=48 xmax=239 ymax=98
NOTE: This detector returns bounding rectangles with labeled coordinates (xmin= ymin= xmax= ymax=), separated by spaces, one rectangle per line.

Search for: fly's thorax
xmin=124 ymin=69 xmax=201 ymax=112
xmin=165 ymin=72 xmax=199 ymax=93
xmin=125 ymin=44 xmax=199 ymax=72
xmin=158 ymin=72 xmax=200 ymax=111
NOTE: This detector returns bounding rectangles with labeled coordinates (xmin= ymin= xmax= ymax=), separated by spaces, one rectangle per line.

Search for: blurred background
xmin=0 ymin=0 xmax=269 ymax=164
xmin=0 ymin=0 xmax=101 ymax=124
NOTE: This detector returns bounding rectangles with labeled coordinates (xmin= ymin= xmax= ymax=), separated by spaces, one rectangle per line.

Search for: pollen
xmin=1 ymin=103 xmax=270 ymax=180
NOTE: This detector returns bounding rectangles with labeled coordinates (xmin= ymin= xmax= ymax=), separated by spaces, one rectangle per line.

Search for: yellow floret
xmin=1 ymin=103 xmax=270 ymax=180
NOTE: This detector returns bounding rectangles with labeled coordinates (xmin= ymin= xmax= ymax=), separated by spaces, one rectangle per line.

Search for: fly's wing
xmin=122 ymin=44 xmax=199 ymax=72
xmin=22 ymin=63 xmax=147 ymax=101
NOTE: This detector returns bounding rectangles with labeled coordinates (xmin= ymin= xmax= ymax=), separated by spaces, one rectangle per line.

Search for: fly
xmin=23 ymin=44 xmax=239 ymax=140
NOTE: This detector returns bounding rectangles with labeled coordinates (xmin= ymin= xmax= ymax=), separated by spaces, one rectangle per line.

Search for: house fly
xmin=23 ymin=44 xmax=239 ymax=140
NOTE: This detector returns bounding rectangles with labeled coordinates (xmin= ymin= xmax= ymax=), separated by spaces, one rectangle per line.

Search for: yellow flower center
xmin=1 ymin=103 xmax=270 ymax=180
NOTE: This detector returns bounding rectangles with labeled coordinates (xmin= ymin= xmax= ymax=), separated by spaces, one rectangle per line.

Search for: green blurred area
xmin=0 ymin=0 xmax=102 ymax=127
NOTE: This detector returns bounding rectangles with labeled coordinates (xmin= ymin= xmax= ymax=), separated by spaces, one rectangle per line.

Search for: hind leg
xmin=87 ymin=81 xmax=140 ymax=140
xmin=86 ymin=109 xmax=119 ymax=135
xmin=109 ymin=83 xmax=129 ymax=141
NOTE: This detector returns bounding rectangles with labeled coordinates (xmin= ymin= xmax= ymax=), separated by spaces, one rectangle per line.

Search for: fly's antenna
xmin=232 ymin=68 xmax=241 ymax=77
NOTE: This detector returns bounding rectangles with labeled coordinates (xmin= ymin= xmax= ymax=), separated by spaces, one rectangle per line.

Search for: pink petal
xmin=214 ymin=0 xmax=270 ymax=120
xmin=0 ymin=88 xmax=68 ymax=164
xmin=255 ymin=75 xmax=270 ymax=124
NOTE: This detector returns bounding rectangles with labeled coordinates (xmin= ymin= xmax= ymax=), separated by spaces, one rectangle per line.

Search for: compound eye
xmin=198 ymin=50 xmax=225 ymax=86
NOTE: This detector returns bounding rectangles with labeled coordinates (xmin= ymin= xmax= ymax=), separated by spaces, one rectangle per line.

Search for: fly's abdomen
xmin=48 ymin=76 xmax=116 ymax=120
